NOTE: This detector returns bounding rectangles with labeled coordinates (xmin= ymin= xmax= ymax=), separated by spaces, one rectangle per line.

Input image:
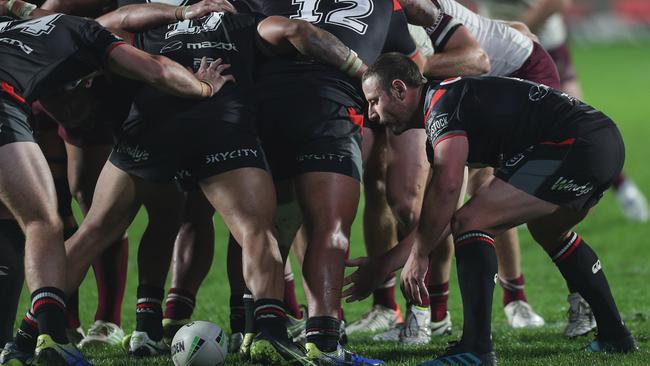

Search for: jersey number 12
xmin=290 ymin=0 xmax=374 ymax=35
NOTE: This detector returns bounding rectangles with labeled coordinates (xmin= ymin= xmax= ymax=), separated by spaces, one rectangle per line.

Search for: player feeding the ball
xmin=344 ymin=53 xmax=638 ymax=365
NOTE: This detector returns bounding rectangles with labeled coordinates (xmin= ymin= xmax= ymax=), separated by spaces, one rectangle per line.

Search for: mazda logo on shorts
xmin=160 ymin=40 xmax=183 ymax=54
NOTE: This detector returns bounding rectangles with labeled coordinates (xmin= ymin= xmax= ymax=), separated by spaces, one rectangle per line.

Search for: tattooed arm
xmin=256 ymin=16 xmax=367 ymax=78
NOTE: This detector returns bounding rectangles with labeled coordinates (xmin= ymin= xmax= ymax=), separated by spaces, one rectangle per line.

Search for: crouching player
xmin=351 ymin=53 xmax=637 ymax=365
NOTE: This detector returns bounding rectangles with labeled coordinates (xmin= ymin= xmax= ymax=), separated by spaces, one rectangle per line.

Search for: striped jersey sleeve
xmin=423 ymin=12 xmax=462 ymax=52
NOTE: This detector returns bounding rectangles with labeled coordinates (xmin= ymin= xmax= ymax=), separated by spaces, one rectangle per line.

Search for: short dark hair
xmin=362 ymin=52 xmax=427 ymax=91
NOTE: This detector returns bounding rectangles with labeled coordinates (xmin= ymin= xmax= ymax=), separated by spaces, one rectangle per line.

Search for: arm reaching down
xmin=256 ymin=16 xmax=367 ymax=78
xmin=107 ymin=45 xmax=234 ymax=98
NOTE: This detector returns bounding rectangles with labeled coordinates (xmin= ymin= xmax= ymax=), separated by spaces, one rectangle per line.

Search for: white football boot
xmin=616 ymin=180 xmax=649 ymax=222
xmin=78 ymin=320 xmax=125 ymax=348
xmin=565 ymin=293 xmax=597 ymax=338
xmin=504 ymin=300 xmax=545 ymax=328
xmin=346 ymin=304 xmax=403 ymax=334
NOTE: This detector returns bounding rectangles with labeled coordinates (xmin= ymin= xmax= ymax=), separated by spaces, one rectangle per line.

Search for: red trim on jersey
xmin=540 ymin=137 xmax=576 ymax=146
xmin=0 ymin=82 xmax=26 ymax=104
xmin=409 ymin=49 xmax=422 ymax=61
xmin=423 ymin=89 xmax=447 ymax=123
xmin=557 ymin=235 xmax=582 ymax=262
xmin=347 ymin=107 xmax=364 ymax=127
xmin=393 ymin=0 xmax=402 ymax=11
xmin=433 ymin=132 xmax=467 ymax=148
xmin=104 ymin=41 xmax=127 ymax=61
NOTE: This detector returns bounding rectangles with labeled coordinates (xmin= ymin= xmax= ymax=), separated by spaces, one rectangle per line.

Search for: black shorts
xmin=257 ymin=95 xmax=363 ymax=181
xmin=0 ymin=93 xmax=34 ymax=147
xmin=109 ymin=117 xmax=268 ymax=188
xmin=495 ymin=121 xmax=625 ymax=210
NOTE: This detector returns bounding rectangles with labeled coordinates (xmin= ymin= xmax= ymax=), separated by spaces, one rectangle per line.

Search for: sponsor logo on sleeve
xmin=426 ymin=112 xmax=448 ymax=142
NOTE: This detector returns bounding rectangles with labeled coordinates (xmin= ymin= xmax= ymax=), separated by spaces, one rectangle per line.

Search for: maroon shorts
xmin=509 ymin=41 xmax=561 ymax=89
xmin=547 ymin=42 xmax=578 ymax=84
xmin=31 ymin=101 xmax=114 ymax=148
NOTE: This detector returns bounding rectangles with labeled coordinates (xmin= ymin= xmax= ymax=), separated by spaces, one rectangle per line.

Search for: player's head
xmin=39 ymin=73 xmax=100 ymax=129
xmin=362 ymin=52 xmax=427 ymax=134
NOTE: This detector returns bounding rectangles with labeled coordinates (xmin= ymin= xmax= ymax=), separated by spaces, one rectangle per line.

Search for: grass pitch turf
xmin=15 ymin=41 xmax=650 ymax=365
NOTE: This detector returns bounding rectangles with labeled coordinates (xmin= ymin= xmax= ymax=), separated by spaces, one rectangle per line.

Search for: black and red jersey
xmin=423 ymin=76 xmax=612 ymax=166
xmin=0 ymin=14 xmax=124 ymax=103
xmin=243 ymin=0 xmax=418 ymax=105
xmin=125 ymin=12 xmax=261 ymax=129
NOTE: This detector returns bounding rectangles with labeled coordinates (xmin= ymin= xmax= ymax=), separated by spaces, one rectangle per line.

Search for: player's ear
xmin=391 ymin=79 xmax=407 ymax=100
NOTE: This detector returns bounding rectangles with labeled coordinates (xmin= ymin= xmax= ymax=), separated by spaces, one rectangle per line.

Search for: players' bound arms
xmin=1 ymin=0 xmax=53 ymax=18
xmin=399 ymin=0 xmax=440 ymax=27
xmin=423 ymin=26 xmax=490 ymax=78
xmin=256 ymin=16 xmax=368 ymax=79
xmin=107 ymin=45 xmax=234 ymax=98
xmin=97 ymin=0 xmax=236 ymax=33
xmin=400 ymin=136 xmax=467 ymax=305
xmin=520 ymin=0 xmax=571 ymax=32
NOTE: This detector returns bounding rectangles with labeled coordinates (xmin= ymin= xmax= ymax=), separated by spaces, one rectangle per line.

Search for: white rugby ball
xmin=171 ymin=321 xmax=227 ymax=366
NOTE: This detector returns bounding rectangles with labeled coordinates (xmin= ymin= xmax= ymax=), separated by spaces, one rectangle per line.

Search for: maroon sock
xmin=65 ymin=291 xmax=80 ymax=329
xmin=428 ymin=282 xmax=449 ymax=322
xmin=93 ymin=236 xmax=128 ymax=326
xmin=612 ymin=173 xmax=626 ymax=191
xmin=283 ymin=272 xmax=302 ymax=319
xmin=164 ymin=288 xmax=196 ymax=320
xmin=338 ymin=307 xmax=344 ymax=321
xmin=500 ymin=274 xmax=528 ymax=306
xmin=372 ymin=274 xmax=398 ymax=310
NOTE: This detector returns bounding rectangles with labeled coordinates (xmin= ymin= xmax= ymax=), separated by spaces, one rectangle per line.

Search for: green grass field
xmin=15 ymin=42 xmax=650 ymax=365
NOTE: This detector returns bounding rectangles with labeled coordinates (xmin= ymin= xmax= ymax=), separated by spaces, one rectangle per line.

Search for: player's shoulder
xmin=220 ymin=11 xmax=262 ymax=31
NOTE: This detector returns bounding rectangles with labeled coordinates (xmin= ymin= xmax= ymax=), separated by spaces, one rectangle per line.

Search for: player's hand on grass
xmin=400 ymin=250 xmax=429 ymax=306
xmin=194 ymin=57 xmax=235 ymax=97
xmin=343 ymin=256 xmax=391 ymax=302
xmin=185 ymin=0 xmax=236 ymax=19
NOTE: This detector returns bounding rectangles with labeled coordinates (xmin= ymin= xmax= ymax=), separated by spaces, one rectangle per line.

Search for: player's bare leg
xmin=200 ymin=167 xmax=300 ymax=365
xmin=32 ymin=123 xmax=86 ymax=346
xmin=0 ymin=142 xmax=76 ymax=363
xmin=363 ymin=129 xmax=429 ymax=341
xmin=164 ymin=191 xmax=215 ymax=343
xmin=350 ymin=128 xmax=402 ymax=335
xmin=295 ymin=172 xmax=359 ymax=355
xmin=66 ymin=143 xmax=128 ymax=347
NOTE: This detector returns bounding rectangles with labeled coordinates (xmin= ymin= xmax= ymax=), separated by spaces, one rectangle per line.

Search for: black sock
xmin=549 ymin=233 xmax=630 ymax=341
xmin=243 ymin=290 xmax=255 ymax=334
xmin=454 ymin=231 xmax=497 ymax=354
xmin=14 ymin=311 xmax=38 ymax=353
xmin=306 ymin=316 xmax=340 ymax=353
xmin=0 ymin=220 xmax=25 ymax=347
xmin=254 ymin=299 xmax=289 ymax=340
xmin=229 ymin=294 xmax=245 ymax=334
xmin=31 ymin=287 xmax=68 ymax=344
xmin=136 ymin=284 xmax=164 ymax=341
